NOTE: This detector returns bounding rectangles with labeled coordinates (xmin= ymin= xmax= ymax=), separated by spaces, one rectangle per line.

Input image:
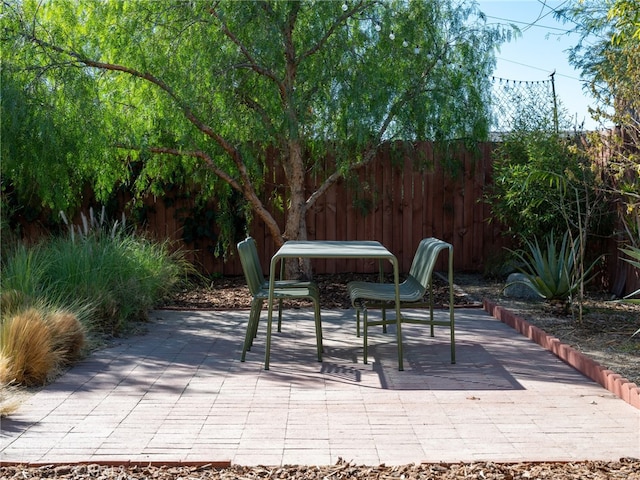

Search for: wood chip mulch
xmin=163 ymin=273 xmax=479 ymax=311
xmin=2 ymin=458 xmax=640 ymax=479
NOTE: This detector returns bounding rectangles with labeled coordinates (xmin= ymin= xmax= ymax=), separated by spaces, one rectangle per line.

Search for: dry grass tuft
xmin=0 ymin=383 xmax=25 ymax=417
xmin=46 ymin=311 xmax=86 ymax=363
xmin=0 ymin=289 xmax=27 ymax=317
xmin=0 ymin=308 xmax=57 ymax=386
xmin=0 ymin=305 xmax=86 ymax=416
xmin=0 ymin=305 xmax=87 ymax=388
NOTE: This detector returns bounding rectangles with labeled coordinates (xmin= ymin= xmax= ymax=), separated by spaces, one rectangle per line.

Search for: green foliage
xmin=3 ymin=0 xmax=509 ymax=255
xmin=508 ymin=231 xmax=599 ymax=302
xmin=0 ymin=196 xmax=20 ymax=266
xmin=619 ymin=246 xmax=640 ymax=305
xmin=558 ymin=0 xmax=640 ymax=250
xmin=1 ymin=226 xmax=193 ymax=336
xmin=486 ymin=127 xmax=609 ymax=242
xmin=1 ymin=31 xmax=118 ymax=216
xmin=616 ymin=246 xmax=640 ymax=337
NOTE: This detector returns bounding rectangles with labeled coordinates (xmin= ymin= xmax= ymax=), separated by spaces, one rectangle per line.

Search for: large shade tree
xmin=4 ymin=0 xmax=506 ymax=274
xmin=558 ymin=0 xmax=639 ymax=248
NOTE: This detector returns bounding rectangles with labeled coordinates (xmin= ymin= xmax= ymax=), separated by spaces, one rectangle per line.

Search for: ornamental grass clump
xmin=0 ymin=308 xmax=58 ymax=387
xmin=0 ymin=306 xmax=86 ymax=387
xmin=46 ymin=310 xmax=86 ymax=364
xmin=2 ymin=209 xmax=194 ymax=336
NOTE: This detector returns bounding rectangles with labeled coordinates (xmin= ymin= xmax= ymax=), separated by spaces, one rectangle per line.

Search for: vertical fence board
xmin=472 ymin=145 xmax=488 ymax=270
xmin=402 ymin=156 xmax=414 ymax=272
xmin=325 ymin=177 xmax=338 ymax=273
xmin=462 ymin=151 xmax=476 ymax=270
xmin=431 ymin=159 xmax=444 ymax=242
xmin=411 ymin=158 xmax=425 ymax=258
xmin=389 ymin=160 xmax=404 ymax=271
xmin=381 ymin=149 xmax=394 ymax=260
xmin=423 ymin=143 xmax=435 ymax=239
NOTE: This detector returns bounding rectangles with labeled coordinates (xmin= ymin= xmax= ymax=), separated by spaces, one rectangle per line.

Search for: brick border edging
xmin=483 ymin=300 xmax=640 ymax=410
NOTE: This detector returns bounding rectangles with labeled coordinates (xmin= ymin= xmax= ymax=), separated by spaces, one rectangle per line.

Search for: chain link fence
xmin=490 ymin=75 xmax=558 ymax=134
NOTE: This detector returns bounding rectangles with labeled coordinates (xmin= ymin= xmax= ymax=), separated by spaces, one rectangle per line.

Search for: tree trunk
xmin=282 ymin=139 xmax=312 ymax=279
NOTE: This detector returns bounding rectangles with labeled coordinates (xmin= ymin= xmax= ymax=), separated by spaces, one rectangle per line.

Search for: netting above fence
xmin=490 ymin=75 xmax=558 ymax=134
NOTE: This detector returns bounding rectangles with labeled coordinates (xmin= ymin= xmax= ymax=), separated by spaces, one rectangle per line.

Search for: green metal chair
xmin=347 ymin=237 xmax=455 ymax=365
xmin=237 ymin=237 xmax=323 ymax=362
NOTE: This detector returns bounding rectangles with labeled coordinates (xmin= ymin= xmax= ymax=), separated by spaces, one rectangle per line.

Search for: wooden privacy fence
xmin=14 ymin=141 xmax=638 ymax=294
xmin=142 ymin=142 xmax=511 ymax=277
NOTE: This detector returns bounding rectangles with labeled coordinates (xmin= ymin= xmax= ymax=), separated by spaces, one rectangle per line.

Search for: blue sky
xmin=476 ymin=0 xmax=600 ymax=130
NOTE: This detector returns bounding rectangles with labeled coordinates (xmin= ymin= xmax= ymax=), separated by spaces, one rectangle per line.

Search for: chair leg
xmin=313 ymin=298 xmax=323 ymax=362
xmin=356 ymin=308 xmax=361 ymax=337
xmin=381 ymin=307 xmax=387 ymax=334
xmin=278 ymin=299 xmax=284 ymax=332
xmin=242 ymin=298 xmax=263 ymax=361
xmin=363 ymin=306 xmax=369 ymax=364
xmin=429 ymin=282 xmax=435 ymax=337
xmin=250 ymin=299 xmax=264 ymax=344
xmin=449 ymin=295 xmax=456 ymax=364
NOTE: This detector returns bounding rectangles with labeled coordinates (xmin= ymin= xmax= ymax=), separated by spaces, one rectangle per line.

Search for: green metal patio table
xmin=264 ymin=240 xmax=404 ymax=370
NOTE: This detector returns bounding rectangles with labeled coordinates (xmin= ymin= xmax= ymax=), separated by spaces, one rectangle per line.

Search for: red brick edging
xmin=483 ymin=300 xmax=640 ymax=410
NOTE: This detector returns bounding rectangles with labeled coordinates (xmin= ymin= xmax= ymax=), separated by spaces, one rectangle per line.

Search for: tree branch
xmin=25 ymin=34 xmax=240 ymax=153
xmin=24 ymin=33 xmax=270 ymax=218
xmin=119 ymin=144 xmax=281 ymax=242
xmin=120 ymin=145 xmax=242 ymax=191
xmin=299 ymin=1 xmax=373 ymax=62
xmin=208 ymin=7 xmax=283 ymax=92
xmin=306 ymin=144 xmax=380 ymax=210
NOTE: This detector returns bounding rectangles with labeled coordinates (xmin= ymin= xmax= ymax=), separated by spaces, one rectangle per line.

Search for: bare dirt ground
xmin=3 ymin=273 xmax=638 ymax=479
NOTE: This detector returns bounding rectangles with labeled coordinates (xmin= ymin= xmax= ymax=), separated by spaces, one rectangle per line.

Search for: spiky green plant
xmin=615 ymin=246 xmax=640 ymax=337
xmin=619 ymin=246 xmax=640 ymax=305
xmin=508 ymin=230 xmax=600 ymax=302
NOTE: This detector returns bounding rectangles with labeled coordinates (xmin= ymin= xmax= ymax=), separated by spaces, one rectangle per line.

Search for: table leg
xmin=379 ymin=259 xmax=388 ymax=334
xmin=264 ymin=256 xmax=280 ymax=370
xmin=393 ymin=258 xmax=403 ymax=371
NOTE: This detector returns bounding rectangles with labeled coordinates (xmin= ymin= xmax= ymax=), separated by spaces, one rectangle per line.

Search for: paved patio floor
xmin=1 ymin=307 xmax=639 ymax=466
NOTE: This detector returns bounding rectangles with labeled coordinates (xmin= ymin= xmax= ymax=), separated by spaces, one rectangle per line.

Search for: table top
xmin=274 ymin=240 xmax=396 ymax=259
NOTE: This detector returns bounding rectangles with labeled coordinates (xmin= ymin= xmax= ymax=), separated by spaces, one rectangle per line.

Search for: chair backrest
xmin=237 ymin=237 xmax=266 ymax=296
xmin=407 ymin=237 xmax=453 ymax=291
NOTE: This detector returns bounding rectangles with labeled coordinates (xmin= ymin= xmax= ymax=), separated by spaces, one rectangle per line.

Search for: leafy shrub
xmin=486 ymin=128 xmax=612 ymax=246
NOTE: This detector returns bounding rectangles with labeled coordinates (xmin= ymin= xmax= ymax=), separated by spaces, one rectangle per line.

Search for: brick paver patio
xmin=1 ymin=308 xmax=638 ymax=466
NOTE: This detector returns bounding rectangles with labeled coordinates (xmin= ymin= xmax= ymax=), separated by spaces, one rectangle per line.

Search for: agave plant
xmin=618 ymin=246 xmax=640 ymax=305
xmin=508 ymin=231 xmax=599 ymax=302
xmin=616 ymin=246 xmax=640 ymax=337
